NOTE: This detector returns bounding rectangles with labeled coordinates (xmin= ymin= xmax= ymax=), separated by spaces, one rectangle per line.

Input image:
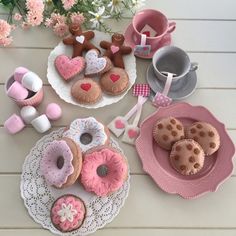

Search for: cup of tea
xmin=152 ymin=46 xmax=198 ymax=89
xmin=132 ymin=9 xmax=176 ymax=51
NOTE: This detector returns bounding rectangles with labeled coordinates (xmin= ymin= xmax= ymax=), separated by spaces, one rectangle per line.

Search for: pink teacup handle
xmin=166 ymin=22 xmax=176 ymax=34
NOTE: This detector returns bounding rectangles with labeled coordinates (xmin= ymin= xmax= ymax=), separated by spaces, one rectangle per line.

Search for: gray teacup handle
xmin=190 ymin=62 xmax=198 ymax=72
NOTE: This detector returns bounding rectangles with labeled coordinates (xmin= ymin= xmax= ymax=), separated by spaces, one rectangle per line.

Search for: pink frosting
xmin=51 ymin=195 xmax=85 ymax=232
xmin=81 ymin=148 xmax=128 ymax=196
xmin=40 ymin=140 xmax=74 ymax=188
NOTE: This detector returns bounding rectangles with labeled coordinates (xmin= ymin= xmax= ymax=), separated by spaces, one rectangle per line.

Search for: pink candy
xmin=4 ymin=114 xmax=25 ymax=134
xmin=45 ymin=103 xmax=62 ymax=121
xmin=6 ymin=81 xmax=29 ymax=100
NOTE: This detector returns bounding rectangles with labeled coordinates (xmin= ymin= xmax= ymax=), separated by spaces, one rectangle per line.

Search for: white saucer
xmin=146 ymin=64 xmax=197 ymax=100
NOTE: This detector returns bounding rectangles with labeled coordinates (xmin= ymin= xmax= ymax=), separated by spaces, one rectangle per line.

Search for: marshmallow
xmin=20 ymin=106 xmax=39 ymax=124
xmin=45 ymin=103 xmax=62 ymax=121
xmin=7 ymin=81 xmax=29 ymax=100
xmin=4 ymin=114 xmax=25 ymax=134
xmin=14 ymin=67 xmax=29 ymax=82
xmin=22 ymin=71 xmax=43 ymax=92
xmin=31 ymin=114 xmax=51 ymax=133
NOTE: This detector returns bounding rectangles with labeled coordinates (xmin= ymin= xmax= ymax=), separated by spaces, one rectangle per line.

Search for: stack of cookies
xmin=152 ymin=117 xmax=220 ymax=175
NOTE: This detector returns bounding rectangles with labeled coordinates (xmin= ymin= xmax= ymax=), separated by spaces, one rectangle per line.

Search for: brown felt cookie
xmin=100 ymin=67 xmax=129 ymax=95
xmin=170 ymin=139 xmax=205 ymax=175
xmin=185 ymin=121 xmax=220 ymax=156
xmin=152 ymin=117 xmax=185 ymax=150
xmin=71 ymin=78 xmax=102 ymax=104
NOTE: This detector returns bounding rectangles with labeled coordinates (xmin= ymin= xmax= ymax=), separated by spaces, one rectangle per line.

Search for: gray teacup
xmin=152 ymin=46 xmax=198 ymax=90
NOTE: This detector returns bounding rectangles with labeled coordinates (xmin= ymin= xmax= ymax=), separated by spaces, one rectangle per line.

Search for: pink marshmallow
xmin=14 ymin=67 xmax=29 ymax=82
xmin=6 ymin=81 xmax=29 ymax=100
xmin=45 ymin=103 xmax=62 ymax=121
xmin=4 ymin=114 xmax=25 ymax=134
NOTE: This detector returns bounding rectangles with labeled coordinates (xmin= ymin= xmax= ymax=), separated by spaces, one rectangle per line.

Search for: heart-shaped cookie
xmin=85 ymin=49 xmax=111 ymax=76
xmin=55 ymin=55 xmax=85 ymax=81
xmin=110 ymin=74 xmax=120 ymax=83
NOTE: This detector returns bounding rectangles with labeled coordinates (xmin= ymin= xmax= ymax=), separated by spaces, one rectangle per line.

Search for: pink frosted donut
xmin=81 ymin=147 xmax=128 ymax=196
xmin=51 ymin=194 xmax=86 ymax=232
xmin=40 ymin=138 xmax=82 ymax=188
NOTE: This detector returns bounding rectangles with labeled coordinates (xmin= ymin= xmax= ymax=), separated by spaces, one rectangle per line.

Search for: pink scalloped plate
xmin=136 ymin=102 xmax=235 ymax=199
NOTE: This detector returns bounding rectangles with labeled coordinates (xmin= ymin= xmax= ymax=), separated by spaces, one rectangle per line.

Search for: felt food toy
xmin=185 ymin=122 xmax=220 ymax=156
xmin=63 ymin=23 xmax=99 ymax=58
xmin=54 ymin=55 xmax=85 ymax=81
xmin=170 ymin=139 xmax=205 ymax=175
xmin=100 ymin=33 xmax=132 ymax=69
xmin=84 ymin=49 xmax=112 ymax=76
xmin=152 ymin=117 xmax=185 ymax=150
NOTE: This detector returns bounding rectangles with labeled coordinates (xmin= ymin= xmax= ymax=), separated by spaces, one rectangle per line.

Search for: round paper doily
xmin=20 ymin=128 xmax=130 ymax=235
xmin=47 ymin=30 xmax=136 ymax=109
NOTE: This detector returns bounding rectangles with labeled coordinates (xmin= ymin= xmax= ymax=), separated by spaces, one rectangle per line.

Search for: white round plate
xmin=47 ymin=30 xmax=136 ymax=109
xmin=20 ymin=128 xmax=130 ymax=236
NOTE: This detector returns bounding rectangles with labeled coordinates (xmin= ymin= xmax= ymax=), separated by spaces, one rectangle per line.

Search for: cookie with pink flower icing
xmin=71 ymin=78 xmax=102 ymax=104
xmin=51 ymin=194 xmax=86 ymax=232
xmin=55 ymin=55 xmax=85 ymax=81
xmin=84 ymin=49 xmax=112 ymax=76
xmin=80 ymin=146 xmax=128 ymax=196
xmin=100 ymin=67 xmax=129 ymax=95
xmin=40 ymin=137 xmax=82 ymax=188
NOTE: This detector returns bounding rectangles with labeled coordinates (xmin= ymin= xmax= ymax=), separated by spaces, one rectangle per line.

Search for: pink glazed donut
xmin=40 ymin=138 xmax=82 ymax=188
xmin=81 ymin=146 xmax=128 ymax=196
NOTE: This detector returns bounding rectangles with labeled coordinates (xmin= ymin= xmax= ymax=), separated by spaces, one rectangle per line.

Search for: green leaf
xmin=1 ymin=0 xmax=12 ymax=5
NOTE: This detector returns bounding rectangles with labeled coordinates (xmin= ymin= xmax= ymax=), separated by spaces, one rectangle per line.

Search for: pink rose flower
xmin=13 ymin=13 xmax=22 ymax=21
xmin=70 ymin=12 xmax=85 ymax=25
xmin=27 ymin=11 xmax=43 ymax=26
xmin=62 ymin=0 xmax=77 ymax=10
xmin=0 ymin=36 xmax=13 ymax=47
xmin=0 ymin=19 xmax=11 ymax=39
xmin=26 ymin=0 xmax=44 ymax=12
xmin=53 ymin=23 xmax=69 ymax=37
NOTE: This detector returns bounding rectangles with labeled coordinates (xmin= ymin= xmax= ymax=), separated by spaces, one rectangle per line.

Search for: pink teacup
xmin=132 ymin=9 xmax=176 ymax=51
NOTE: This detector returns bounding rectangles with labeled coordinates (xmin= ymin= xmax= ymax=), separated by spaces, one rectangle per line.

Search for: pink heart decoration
xmin=128 ymin=129 xmax=138 ymax=139
xmin=110 ymin=74 xmax=120 ymax=83
xmin=153 ymin=93 xmax=172 ymax=107
xmin=55 ymin=55 xmax=85 ymax=81
xmin=115 ymin=119 xmax=125 ymax=129
xmin=80 ymin=83 xmax=91 ymax=91
xmin=111 ymin=45 xmax=119 ymax=54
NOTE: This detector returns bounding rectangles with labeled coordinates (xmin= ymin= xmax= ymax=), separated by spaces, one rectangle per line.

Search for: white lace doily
xmin=20 ymin=128 xmax=130 ymax=236
xmin=47 ymin=30 xmax=137 ymax=109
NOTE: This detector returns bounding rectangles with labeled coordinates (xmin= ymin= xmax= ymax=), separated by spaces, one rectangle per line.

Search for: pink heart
xmin=55 ymin=55 xmax=85 ymax=81
xmin=111 ymin=45 xmax=119 ymax=54
xmin=115 ymin=120 xmax=125 ymax=129
xmin=128 ymin=129 xmax=138 ymax=139
xmin=110 ymin=74 xmax=120 ymax=82
xmin=80 ymin=83 xmax=91 ymax=91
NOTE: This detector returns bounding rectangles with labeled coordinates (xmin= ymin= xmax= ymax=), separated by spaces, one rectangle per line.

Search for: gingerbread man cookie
xmin=100 ymin=33 xmax=132 ymax=69
xmin=63 ymin=23 xmax=99 ymax=57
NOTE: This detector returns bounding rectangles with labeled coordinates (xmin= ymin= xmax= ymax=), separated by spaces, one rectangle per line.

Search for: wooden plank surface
xmin=1 ymin=49 xmax=236 ymax=89
xmin=1 ymin=0 xmax=236 ymax=235
xmin=1 ymin=175 xmax=236 ymax=228
xmin=1 ymin=20 xmax=236 ymax=52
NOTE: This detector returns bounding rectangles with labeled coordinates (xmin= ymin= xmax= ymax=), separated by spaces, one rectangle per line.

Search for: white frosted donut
xmin=63 ymin=117 xmax=109 ymax=152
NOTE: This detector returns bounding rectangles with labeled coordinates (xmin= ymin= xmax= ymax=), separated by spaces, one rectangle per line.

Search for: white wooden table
xmin=1 ymin=0 xmax=236 ymax=235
